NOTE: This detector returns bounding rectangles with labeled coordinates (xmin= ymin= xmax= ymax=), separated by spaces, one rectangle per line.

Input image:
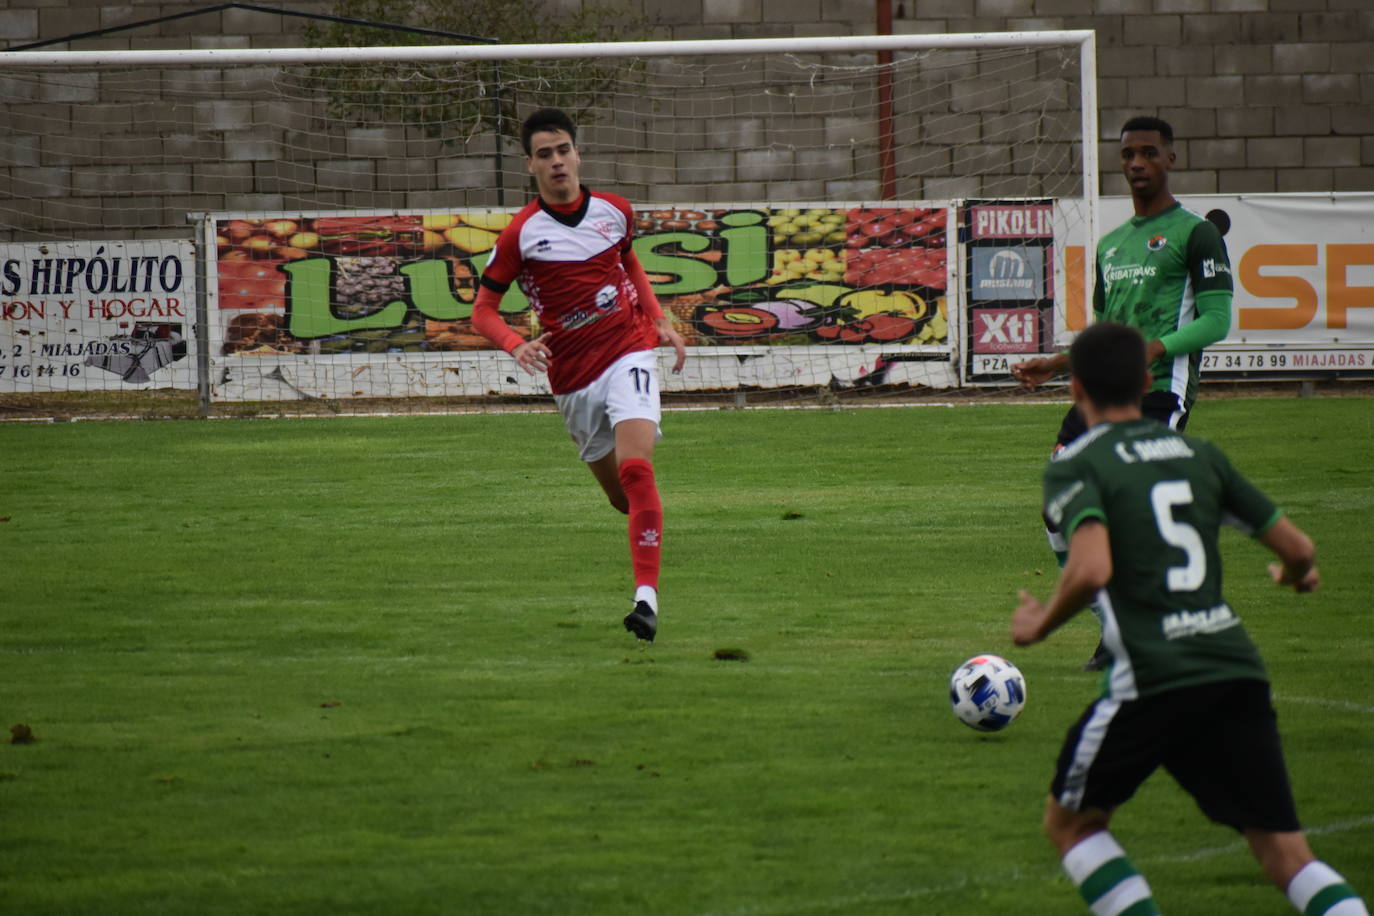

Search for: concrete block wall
xmin=632 ymin=0 xmax=1374 ymax=195
xmin=0 ymin=0 xmax=1370 ymax=241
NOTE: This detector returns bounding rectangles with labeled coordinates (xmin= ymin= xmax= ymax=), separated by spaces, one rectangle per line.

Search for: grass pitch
xmin=2 ymin=397 xmax=1372 ymax=915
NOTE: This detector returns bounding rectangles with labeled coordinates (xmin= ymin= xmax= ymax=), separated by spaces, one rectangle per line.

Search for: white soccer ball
xmin=949 ymin=654 xmax=1027 ymax=732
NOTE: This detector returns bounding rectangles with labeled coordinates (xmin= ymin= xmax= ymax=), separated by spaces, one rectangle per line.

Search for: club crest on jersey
xmin=594 ymin=284 xmax=619 ymax=311
xmin=561 ymin=284 xmax=622 ymax=331
xmin=592 ymin=218 xmax=618 ymax=240
xmin=1147 ymin=235 xmax=1168 ymax=251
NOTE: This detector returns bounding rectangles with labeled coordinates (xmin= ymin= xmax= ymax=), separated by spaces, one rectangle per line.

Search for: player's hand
xmin=513 ymin=332 xmax=552 ymax=375
xmin=655 ymin=317 xmax=687 ymax=373
xmin=1010 ymin=357 xmax=1054 ymax=390
xmin=1010 ymin=590 xmax=1046 ymax=646
xmin=1268 ymin=562 xmax=1321 ymax=594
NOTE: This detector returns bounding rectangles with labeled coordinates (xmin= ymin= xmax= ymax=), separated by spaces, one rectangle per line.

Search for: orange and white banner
xmin=1041 ymin=193 xmax=1374 ymax=377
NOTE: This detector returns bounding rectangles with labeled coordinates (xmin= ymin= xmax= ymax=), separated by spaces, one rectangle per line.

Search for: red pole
xmin=876 ymin=0 xmax=896 ymax=201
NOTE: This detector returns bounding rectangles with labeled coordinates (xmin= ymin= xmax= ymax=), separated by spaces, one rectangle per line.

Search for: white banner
xmin=0 ymin=240 xmax=197 ymax=391
xmin=1048 ymin=193 xmax=1374 ymax=376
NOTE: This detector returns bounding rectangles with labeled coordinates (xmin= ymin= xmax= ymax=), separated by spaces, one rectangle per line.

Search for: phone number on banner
xmin=1201 ymin=346 xmax=1374 ymax=374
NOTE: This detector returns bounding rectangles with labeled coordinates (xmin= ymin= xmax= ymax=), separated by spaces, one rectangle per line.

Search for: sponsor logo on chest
xmin=1162 ymin=603 xmax=1238 ymax=640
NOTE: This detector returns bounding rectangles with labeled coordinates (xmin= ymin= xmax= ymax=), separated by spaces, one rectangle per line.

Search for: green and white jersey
xmin=1094 ymin=203 xmax=1233 ymax=412
xmin=1043 ymin=418 xmax=1281 ymax=700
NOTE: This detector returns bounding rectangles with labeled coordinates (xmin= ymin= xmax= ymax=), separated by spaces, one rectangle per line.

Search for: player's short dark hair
xmin=1070 ymin=322 xmax=1148 ymax=408
xmin=521 ymin=107 xmax=577 ymax=155
xmin=1121 ymin=115 xmax=1173 ymax=145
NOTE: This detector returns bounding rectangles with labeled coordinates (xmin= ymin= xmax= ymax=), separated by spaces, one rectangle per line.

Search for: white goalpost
xmin=0 ymin=31 xmax=1097 ymax=411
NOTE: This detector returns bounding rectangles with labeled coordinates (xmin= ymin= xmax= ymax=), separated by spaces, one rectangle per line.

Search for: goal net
xmin=0 ymin=33 xmax=1096 ymax=413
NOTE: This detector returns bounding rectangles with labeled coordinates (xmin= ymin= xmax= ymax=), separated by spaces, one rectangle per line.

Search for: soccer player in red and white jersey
xmin=470 ymin=107 xmax=687 ymax=643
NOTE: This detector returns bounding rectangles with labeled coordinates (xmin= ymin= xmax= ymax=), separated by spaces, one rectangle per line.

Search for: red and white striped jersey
xmin=480 ymin=188 xmax=658 ymax=394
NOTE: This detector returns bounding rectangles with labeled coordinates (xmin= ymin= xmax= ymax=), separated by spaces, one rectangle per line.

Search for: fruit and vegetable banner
xmin=209 ymin=206 xmax=951 ymax=395
xmin=1 ymin=240 xmax=195 ymax=391
xmin=634 ymin=206 xmax=948 ymax=347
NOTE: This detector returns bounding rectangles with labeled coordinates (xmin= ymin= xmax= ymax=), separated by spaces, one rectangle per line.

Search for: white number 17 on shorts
xmin=554 ymin=349 xmax=663 ymax=463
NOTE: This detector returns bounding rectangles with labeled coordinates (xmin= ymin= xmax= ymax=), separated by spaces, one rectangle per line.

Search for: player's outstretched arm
xmin=1010 ymin=351 xmax=1070 ymax=390
xmin=1260 ymin=517 xmax=1320 ymax=593
xmin=1012 ymin=520 xmax=1111 ymax=645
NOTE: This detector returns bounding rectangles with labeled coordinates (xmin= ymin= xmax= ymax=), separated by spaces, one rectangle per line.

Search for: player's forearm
xmin=1158 ymin=291 xmax=1231 ymax=356
xmin=471 ymin=285 xmax=526 ymax=354
xmin=623 ymin=249 xmax=666 ymax=320
xmin=1039 ymin=523 xmax=1112 ymax=639
xmin=1259 ymin=517 xmax=1316 ymax=583
xmin=1013 ymin=350 xmax=1070 ymax=378
xmin=1035 ymin=569 xmax=1101 ymax=641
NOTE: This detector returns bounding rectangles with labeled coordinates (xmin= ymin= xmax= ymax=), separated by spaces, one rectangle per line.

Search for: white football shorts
xmin=554 ymin=349 xmax=663 ymax=463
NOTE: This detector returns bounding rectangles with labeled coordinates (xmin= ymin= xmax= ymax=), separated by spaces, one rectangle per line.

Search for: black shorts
xmin=1054 ymin=390 xmax=1189 ymax=449
xmin=1050 ymin=679 xmax=1302 ymax=833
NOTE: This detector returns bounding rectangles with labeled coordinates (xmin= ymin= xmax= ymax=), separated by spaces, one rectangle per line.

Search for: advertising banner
xmin=14 ymin=194 xmax=1367 ymax=398
xmin=962 ymin=200 xmax=1057 ymax=381
xmin=207 ymin=206 xmax=954 ymax=400
xmin=0 ymin=240 xmax=196 ymax=392
xmin=1178 ymin=194 xmax=1374 ymax=375
xmin=971 ymin=193 xmax=1374 ymax=381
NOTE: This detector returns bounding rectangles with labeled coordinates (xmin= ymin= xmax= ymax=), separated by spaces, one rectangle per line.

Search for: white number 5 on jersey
xmin=1151 ymin=480 xmax=1206 ymax=592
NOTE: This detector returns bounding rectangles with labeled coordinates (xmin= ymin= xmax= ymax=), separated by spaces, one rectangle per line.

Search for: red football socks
xmin=618 ymin=458 xmax=662 ymax=589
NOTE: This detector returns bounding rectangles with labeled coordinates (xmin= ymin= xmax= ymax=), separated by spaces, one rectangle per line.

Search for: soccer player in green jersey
xmin=1012 ymin=115 xmax=1233 ymax=425
xmin=1013 ymin=115 xmax=1234 ymax=670
xmin=1011 ymin=322 xmax=1368 ymax=916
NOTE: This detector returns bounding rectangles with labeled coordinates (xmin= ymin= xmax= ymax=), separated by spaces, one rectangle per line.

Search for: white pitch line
xmin=1141 ymin=814 xmax=1374 ymax=866
xmin=1275 ymin=693 xmax=1374 ymax=716
xmin=695 ymin=815 xmax=1374 ymax=916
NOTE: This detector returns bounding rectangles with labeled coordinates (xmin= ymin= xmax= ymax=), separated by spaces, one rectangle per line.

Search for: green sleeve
xmin=1253 ymin=507 xmax=1283 ymax=539
xmin=1159 ymin=220 xmax=1233 ymax=356
xmin=1043 ymin=456 xmax=1105 ymax=539
xmin=1159 ymin=290 xmax=1231 ymax=356
xmin=1210 ymin=440 xmax=1282 ymax=537
xmin=1184 ymin=219 xmax=1233 ymax=297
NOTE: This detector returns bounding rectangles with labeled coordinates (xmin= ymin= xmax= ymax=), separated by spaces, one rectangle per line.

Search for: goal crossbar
xmin=1 ymin=31 xmax=1097 ymax=68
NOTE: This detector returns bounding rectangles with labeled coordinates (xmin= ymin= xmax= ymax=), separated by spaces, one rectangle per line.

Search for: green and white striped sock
xmin=1062 ymin=832 xmax=1161 ymax=916
xmin=1287 ymin=861 xmax=1368 ymax=916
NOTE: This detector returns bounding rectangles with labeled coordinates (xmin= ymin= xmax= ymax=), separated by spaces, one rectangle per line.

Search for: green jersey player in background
xmin=1013 ymin=115 xmax=1234 ymax=670
xmin=1011 ymin=322 xmax=1367 ymax=916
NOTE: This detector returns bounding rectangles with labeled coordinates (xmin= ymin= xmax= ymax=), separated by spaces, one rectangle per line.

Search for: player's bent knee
xmin=1044 ymin=797 xmax=1110 ymax=855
